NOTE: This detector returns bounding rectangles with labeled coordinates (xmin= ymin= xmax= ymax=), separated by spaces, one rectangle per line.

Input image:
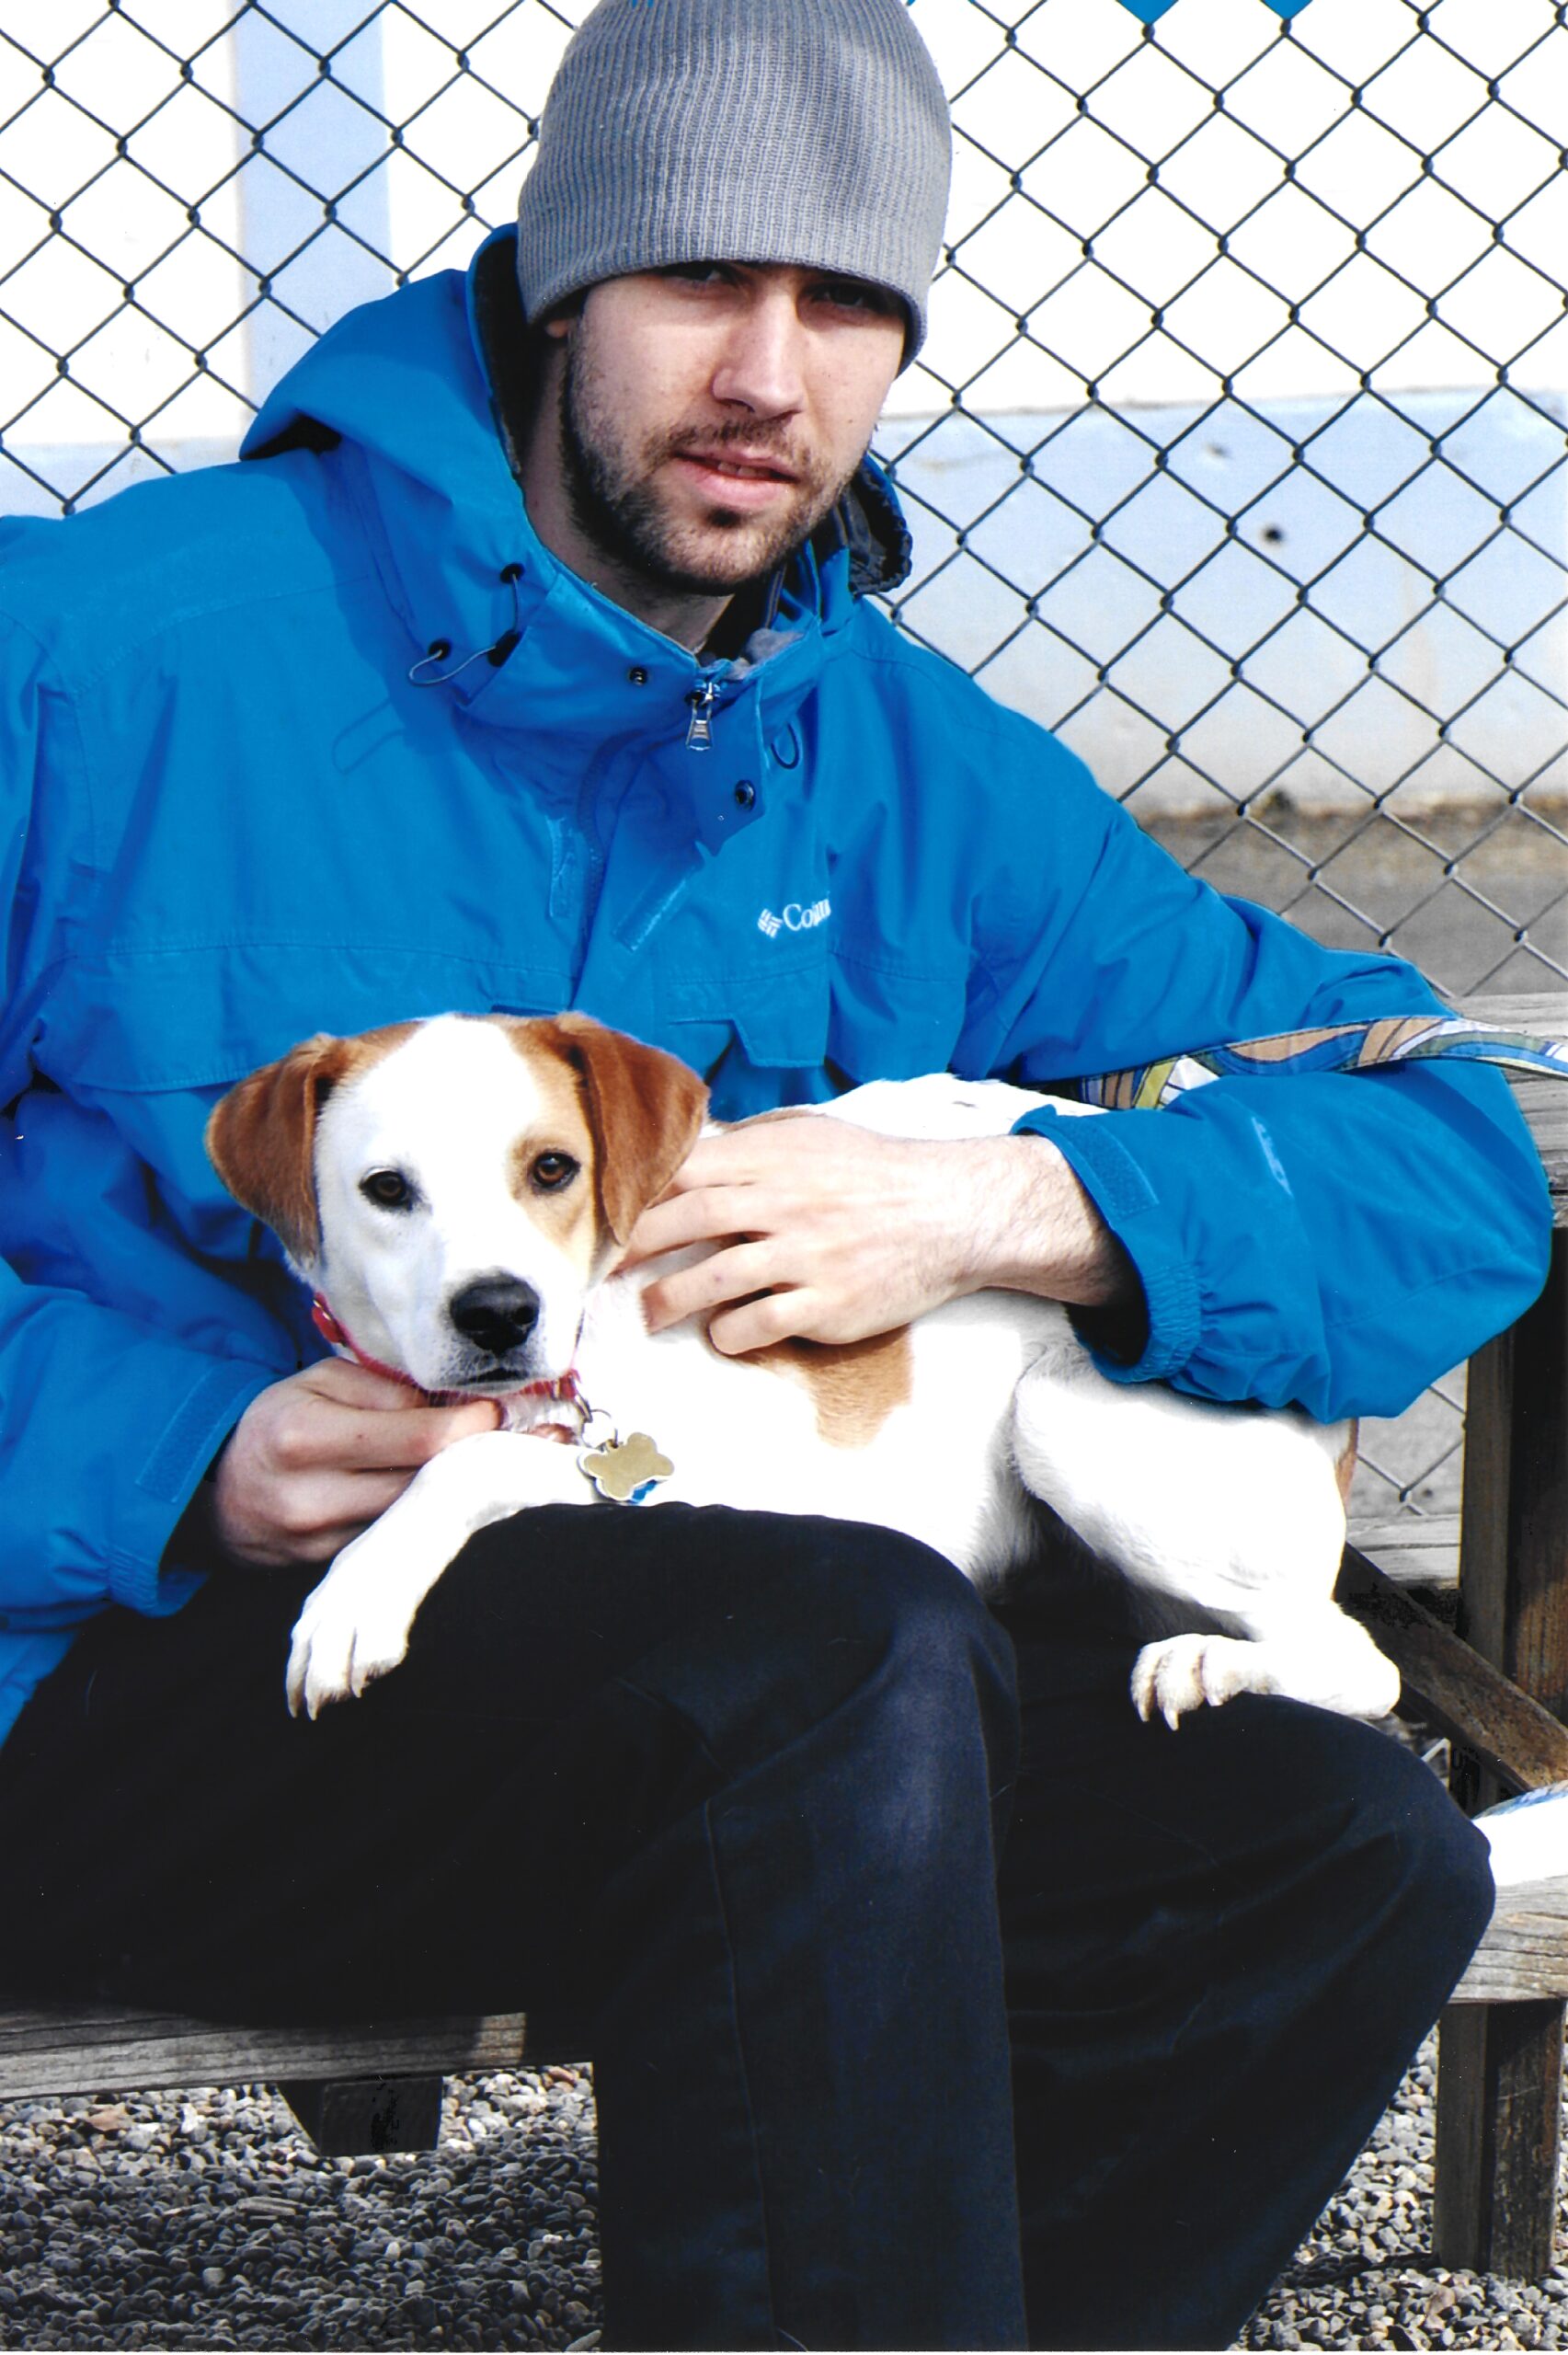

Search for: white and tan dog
xmin=206 ymin=1012 xmax=1399 ymax=1729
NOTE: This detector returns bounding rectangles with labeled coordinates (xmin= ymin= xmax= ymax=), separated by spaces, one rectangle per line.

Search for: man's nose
xmin=710 ymin=290 xmax=807 ymax=415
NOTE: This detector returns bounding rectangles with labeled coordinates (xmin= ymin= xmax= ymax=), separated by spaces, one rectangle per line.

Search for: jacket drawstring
xmin=407 ymin=564 xmax=523 ymax=687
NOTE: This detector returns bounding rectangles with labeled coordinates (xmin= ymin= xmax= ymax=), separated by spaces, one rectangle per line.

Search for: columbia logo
xmin=758 ymin=899 xmax=831 ymax=937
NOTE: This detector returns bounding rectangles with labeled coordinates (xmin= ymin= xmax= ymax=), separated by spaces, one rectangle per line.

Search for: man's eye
xmin=661 ymin=260 xmax=732 ymax=288
xmin=532 ymin=1152 xmax=579 ymax=1193
xmin=361 ymin=1168 xmax=414 ymax=1211
xmin=813 ymin=279 xmax=891 ymax=314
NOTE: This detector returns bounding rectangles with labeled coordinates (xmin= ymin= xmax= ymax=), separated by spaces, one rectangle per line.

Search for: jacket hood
xmin=240 ymin=227 xmax=912 ymax=770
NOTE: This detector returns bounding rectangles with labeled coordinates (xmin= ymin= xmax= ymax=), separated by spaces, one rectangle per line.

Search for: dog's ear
xmin=534 ymin=1013 xmax=709 ymax=1246
xmin=205 ymin=1032 xmax=351 ymax=1265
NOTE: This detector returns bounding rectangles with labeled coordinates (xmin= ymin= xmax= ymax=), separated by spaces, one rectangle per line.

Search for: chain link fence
xmin=4 ymin=0 xmax=1566 ymax=1534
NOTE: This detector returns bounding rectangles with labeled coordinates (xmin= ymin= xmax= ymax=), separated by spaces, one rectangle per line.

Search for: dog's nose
xmin=448 ymin=1275 xmax=542 ymax=1357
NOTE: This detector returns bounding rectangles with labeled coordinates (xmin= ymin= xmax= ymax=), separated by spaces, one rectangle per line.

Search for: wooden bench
xmin=1 ymin=992 xmax=1565 ymax=2253
xmin=1340 ymin=988 xmax=1568 ymax=2278
xmin=0 ymin=2007 xmax=537 ymax=2157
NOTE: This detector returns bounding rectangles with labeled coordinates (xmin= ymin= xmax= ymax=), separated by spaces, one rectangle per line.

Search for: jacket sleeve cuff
xmin=106 ymin=1356 xmax=278 ymax=1615
xmin=1010 ymin=1105 xmax=1202 ymax=1384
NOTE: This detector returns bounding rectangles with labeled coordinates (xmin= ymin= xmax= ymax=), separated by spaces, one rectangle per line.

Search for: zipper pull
xmin=685 ymin=679 xmax=720 ymax=752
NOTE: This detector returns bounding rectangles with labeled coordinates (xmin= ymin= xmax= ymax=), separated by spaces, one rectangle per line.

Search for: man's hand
xmin=181 ymin=1359 xmax=500 ymax=1570
xmin=628 ymin=1113 xmax=1138 ymax=1355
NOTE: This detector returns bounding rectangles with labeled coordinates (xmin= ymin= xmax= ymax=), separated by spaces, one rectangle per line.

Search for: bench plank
xmin=1453 ymin=1881 xmax=1568 ymax=2005
xmin=1349 ymin=1515 xmax=1460 ymax=1589
xmin=0 ymin=2006 xmax=528 ymax=2103
xmin=1456 ymin=991 xmax=1568 ymax=1042
xmin=1505 ymin=1080 xmax=1568 ymax=1195
xmin=1337 ymin=1548 xmax=1568 ymax=1792
xmin=1456 ymin=992 xmax=1568 ymax=1208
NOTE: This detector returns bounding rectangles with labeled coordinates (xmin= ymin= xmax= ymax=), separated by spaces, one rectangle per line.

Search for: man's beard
xmin=558 ymin=333 xmax=849 ymax=598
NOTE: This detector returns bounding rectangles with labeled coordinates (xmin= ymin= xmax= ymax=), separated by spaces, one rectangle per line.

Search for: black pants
xmin=0 ymin=1507 xmax=1494 ymax=2350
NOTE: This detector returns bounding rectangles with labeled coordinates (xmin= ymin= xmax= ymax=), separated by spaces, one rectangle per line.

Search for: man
xmin=0 ymin=0 xmax=1551 ymax=2345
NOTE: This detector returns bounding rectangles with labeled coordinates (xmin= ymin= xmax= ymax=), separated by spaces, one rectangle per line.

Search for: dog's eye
xmin=361 ymin=1168 xmax=414 ymax=1211
xmin=531 ymin=1152 xmax=579 ymax=1193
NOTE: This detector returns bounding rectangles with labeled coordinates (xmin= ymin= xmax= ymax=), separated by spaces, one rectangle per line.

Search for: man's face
xmin=548 ymin=261 xmax=907 ymax=602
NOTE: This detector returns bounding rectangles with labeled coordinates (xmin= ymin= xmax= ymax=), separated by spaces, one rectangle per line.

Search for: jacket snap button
xmin=627 ymin=666 xmax=648 ymax=685
xmin=733 ymin=780 xmax=756 ymax=810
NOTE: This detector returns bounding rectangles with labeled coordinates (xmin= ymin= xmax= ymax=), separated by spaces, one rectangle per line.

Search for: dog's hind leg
xmin=1130 ymin=1603 xmax=1401 ymax=1729
xmin=1010 ymin=1338 xmax=1352 ymax=1611
xmin=1009 ymin=1338 xmax=1400 ymax=1727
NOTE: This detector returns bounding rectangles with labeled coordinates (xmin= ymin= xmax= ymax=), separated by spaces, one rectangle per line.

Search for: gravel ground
xmin=0 ymin=2067 xmax=603 ymax=2350
xmin=5 ymin=2038 xmax=1568 ymax=2350
xmin=1239 ymin=2040 xmax=1568 ymax=2353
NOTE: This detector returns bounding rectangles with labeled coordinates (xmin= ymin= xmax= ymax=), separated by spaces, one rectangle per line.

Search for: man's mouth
xmin=701 ymin=455 xmax=792 ymax=477
xmin=678 ymin=442 xmax=797 ymax=475
xmin=672 ymin=449 xmax=800 ymax=500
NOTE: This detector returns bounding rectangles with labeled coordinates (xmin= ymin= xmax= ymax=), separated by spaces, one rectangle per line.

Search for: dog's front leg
xmin=285 ymin=1431 xmax=593 ymax=1718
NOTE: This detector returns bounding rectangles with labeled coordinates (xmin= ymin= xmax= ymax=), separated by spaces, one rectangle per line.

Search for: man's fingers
xmin=212 ymin=1457 xmax=424 ymax=1565
xmin=634 ymin=1117 xmax=822 ymax=1223
xmin=625 ymin=1188 xmax=756 ymax=1270
xmin=265 ymin=1384 xmax=498 ymax=1474
xmin=651 ymin=1129 xmax=791 ymax=1195
xmin=213 ymin=1364 xmax=501 ymax=1569
xmin=280 ymin=1402 xmax=500 ymax=1473
xmin=706 ymin=1290 xmax=817 ymax=1356
xmin=303 ymin=1358 xmax=426 ymax=1407
xmin=266 ymin=1477 xmax=417 ymax=1559
xmin=328 ymin=1397 xmax=500 ymax=1470
xmin=641 ymin=1239 xmax=780 ymax=1332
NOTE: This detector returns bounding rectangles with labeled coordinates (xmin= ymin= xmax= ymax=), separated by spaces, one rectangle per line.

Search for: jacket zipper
xmin=686 ymin=676 xmax=722 ymax=751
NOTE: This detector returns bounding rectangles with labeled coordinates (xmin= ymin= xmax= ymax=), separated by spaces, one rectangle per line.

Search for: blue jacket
xmin=0 ymin=228 xmax=1551 ymax=1742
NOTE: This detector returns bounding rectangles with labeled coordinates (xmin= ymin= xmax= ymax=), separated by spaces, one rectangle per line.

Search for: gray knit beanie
xmin=515 ymin=0 xmax=951 ymax=358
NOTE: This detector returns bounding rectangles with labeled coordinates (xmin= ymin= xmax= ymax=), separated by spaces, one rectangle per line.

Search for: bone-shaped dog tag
xmin=578 ymin=1429 xmax=674 ymax=1505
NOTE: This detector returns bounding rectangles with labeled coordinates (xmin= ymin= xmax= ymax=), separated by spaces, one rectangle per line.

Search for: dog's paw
xmin=1251 ymin=1631 xmax=1402 ymax=1721
xmin=285 ymin=1559 xmax=418 ymax=1719
xmin=1130 ymin=1633 xmax=1275 ymax=1729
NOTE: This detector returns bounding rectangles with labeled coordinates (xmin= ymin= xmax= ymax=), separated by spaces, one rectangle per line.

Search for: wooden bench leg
xmin=280 ymin=2073 xmax=445 ymax=2156
xmin=1435 ymin=1232 xmax=1568 ymax=2275
xmin=1436 ymin=2002 xmax=1565 ymax=2274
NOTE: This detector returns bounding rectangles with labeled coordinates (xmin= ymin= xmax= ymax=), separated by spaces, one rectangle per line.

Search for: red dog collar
xmin=310 ymin=1292 xmax=581 ymax=1415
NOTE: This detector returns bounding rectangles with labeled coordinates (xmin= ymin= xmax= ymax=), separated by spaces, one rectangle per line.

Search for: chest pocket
xmin=31 ymin=942 xmax=572 ymax=1241
xmin=40 ymin=942 xmax=577 ymax=1099
xmin=823 ymin=946 xmax=977 ymax=1088
xmin=655 ymin=943 xmax=981 ymax=1116
xmin=655 ymin=947 xmax=831 ymax=1118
